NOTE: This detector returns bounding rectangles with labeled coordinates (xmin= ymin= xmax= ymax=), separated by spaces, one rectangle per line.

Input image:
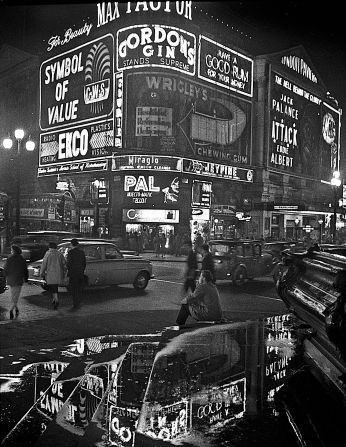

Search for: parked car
xmin=5 ymin=231 xmax=81 ymax=262
xmin=27 ymin=240 xmax=154 ymax=290
xmin=61 ymin=238 xmax=137 ymax=256
xmin=262 ymin=241 xmax=302 ymax=262
xmin=208 ymin=239 xmax=278 ymax=286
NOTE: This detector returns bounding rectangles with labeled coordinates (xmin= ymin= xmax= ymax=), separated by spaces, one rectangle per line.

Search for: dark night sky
xmin=0 ymin=1 xmax=345 ymax=145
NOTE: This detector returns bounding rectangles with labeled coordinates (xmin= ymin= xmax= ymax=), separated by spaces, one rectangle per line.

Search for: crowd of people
xmin=124 ymin=229 xmax=194 ymax=257
xmin=3 ymin=238 xmax=86 ymax=319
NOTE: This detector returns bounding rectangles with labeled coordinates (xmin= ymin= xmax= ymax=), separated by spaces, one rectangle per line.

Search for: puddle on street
xmin=0 ymin=315 xmax=345 ymax=446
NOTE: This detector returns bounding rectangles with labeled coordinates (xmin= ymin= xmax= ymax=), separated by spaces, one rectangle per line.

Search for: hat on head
xmin=11 ymin=245 xmax=22 ymax=255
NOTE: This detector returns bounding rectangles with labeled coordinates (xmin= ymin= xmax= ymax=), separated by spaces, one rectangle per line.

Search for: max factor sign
xmin=97 ymin=1 xmax=193 ymax=26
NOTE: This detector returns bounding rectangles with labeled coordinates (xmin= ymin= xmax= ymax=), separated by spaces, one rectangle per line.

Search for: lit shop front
xmin=112 ymin=155 xmax=254 ymax=237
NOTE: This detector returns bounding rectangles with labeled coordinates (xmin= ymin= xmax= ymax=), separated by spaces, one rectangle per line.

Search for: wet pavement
xmin=1 ymin=314 xmax=346 ymax=446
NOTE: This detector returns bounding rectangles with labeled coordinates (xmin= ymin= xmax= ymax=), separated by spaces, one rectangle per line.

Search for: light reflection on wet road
xmin=0 ymin=315 xmax=310 ymax=446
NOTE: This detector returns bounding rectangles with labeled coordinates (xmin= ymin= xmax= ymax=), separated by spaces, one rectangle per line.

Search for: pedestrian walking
xmin=153 ymin=233 xmax=160 ymax=258
xmin=40 ymin=242 xmax=67 ymax=309
xmin=159 ymin=233 xmax=166 ymax=258
xmin=3 ymin=245 xmax=28 ymax=320
xmin=201 ymin=243 xmax=216 ymax=283
xmin=173 ymin=232 xmax=183 ymax=256
xmin=183 ymin=240 xmax=198 ymax=293
xmin=142 ymin=228 xmax=149 ymax=250
xmin=168 ymin=230 xmax=174 ymax=254
xmin=176 ymin=269 xmax=222 ymax=326
xmin=194 ymin=232 xmax=204 ymax=252
xmin=66 ymin=238 xmax=86 ymax=309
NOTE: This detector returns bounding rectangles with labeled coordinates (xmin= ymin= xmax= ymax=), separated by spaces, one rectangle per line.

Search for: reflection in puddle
xmin=0 ymin=315 xmax=345 ymax=446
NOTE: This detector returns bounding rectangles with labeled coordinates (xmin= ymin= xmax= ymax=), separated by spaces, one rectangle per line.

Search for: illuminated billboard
xmin=123 ymin=173 xmax=180 ymax=207
xmin=39 ymin=120 xmax=113 ymax=166
xmin=125 ymin=72 xmax=251 ymax=162
xmin=269 ymin=71 xmax=341 ymax=182
xmin=198 ymin=35 xmax=253 ymax=97
xmin=116 ymin=25 xmax=196 ymax=75
xmin=40 ymin=34 xmax=114 ymax=131
xmin=112 ymin=154 xmax=182 ymax=172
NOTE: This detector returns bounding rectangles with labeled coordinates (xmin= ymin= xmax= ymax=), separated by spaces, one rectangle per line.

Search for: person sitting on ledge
xmin=176 ymin=269 xmax=223 ymax=327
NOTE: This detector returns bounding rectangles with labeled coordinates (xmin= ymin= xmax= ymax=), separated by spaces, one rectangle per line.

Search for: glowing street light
xmin=2 ymin=129 xmax=36 ymax=235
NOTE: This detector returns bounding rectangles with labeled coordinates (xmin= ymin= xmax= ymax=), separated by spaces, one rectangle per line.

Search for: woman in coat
xmin=40 ymin=242 xmax=67 ymax=309
xmin=4 ymin=245 xmax=28 ymax=319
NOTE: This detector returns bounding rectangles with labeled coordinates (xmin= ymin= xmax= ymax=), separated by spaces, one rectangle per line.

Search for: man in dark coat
xmin=201 ymin=243 xmax=216 ymax=283
xmin=183 ymin=240 xmax=198 ymax=293
xmin=4 ymin=245 xmax=28 ymax=319
xmin=176 ymin=269 xmax=222 ymax=326
xmin=66 ymin=239 xmax=86 ymax=309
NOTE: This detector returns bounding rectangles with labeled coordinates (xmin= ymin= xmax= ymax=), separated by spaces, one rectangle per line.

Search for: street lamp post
xmin=2 ymin=130 xmax=35 ymax=236
xmin=294 ymin=217 xmax=300 ymax=242
xmin=318 ymin=218 xmax=324 ymax=244
xmin=331 ymin=171 xmax=341 ymax=244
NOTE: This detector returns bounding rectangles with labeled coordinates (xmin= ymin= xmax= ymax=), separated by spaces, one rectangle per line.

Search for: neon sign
xmin=198 ymin=35 xmax=253 ymax=97
xmin=117 ymin=25 xmax=196 ymax=75
xmin=97 ymin=1 xmax=193 ymax=28
xmin=40 ymin=34 xmax=114 ymax=131
xmin=281 ymin=55 xmax=317 ymax=84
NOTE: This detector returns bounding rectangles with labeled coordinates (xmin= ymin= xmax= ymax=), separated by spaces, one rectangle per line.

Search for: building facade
xmin=0 ymin=2 xmax=342 ymax=244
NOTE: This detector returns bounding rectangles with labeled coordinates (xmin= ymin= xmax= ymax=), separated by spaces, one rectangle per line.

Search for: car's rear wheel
xmin=133 ymin=271 xmax=149 ymax=290
xmin=232 ymin=266 xmax=247 ymax=286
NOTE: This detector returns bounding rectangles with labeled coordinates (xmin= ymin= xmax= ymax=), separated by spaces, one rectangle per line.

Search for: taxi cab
xmin=209 ymin=239 xmax=277 ymax=286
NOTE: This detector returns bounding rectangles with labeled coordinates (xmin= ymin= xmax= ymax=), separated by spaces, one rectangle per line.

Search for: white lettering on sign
xmin=281 ymin=55 xmax=318 ymax=83
xmin=117 ymin=25 xmax=196 ymax=74
xmin=47 ymin=23 xmax=93 ymax=52
xmin=271 ymin=121 xmax=297 ymax=146
xmin=97 ymin=1 xmax=192 ymax=28
xmin=146 ymin=76 xmax=207 ymax=100
xmin=48 ymin=100 xmax=79 ymax=125
xmin=272 ymin=94 xmax=299 ymax=120
xmin=20 ymin=208 xmax=45 ymax=218
xmin=124 ymin=175 xmax=160 ymax=192
xmin=39 ymin=381 xmax=64 ymax=415
xmin=118 ymin=25 xmax=194 ymax=62
xmin=45 ymin=52 xmax=84 ymax=84
xmin=84 ymin=79 xmax=110 ymax=104
xmin=58 ymin=129 xmax=89 ymax=159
